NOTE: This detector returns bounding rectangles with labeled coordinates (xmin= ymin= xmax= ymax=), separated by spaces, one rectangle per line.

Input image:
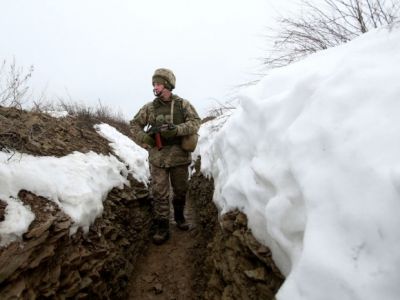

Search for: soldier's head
xmin=152 ymin=68 xmax=176 ymax=97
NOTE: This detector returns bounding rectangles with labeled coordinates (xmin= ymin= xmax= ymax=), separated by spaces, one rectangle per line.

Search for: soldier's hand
xmin=142 ymin=134 xmax=155 ymax=148
xmin=160 ymin=125 xmax=177 ymax=138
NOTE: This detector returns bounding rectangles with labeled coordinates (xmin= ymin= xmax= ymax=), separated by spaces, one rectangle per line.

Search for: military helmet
xmin=152 ymin=68 xmax=176 ymax=90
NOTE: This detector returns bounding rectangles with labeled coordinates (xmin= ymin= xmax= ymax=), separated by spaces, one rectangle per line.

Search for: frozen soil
xmin=0 ymin=106 xmax=112 ymax=156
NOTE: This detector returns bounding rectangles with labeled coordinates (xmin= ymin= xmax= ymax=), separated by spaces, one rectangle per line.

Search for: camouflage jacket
xmin=130 ymin=94 xmax=201 ymax=168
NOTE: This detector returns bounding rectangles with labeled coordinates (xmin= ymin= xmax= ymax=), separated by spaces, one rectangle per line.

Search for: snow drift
xmin=0 ymin=151 xmax=128 ymax=244
xmin=198 ymin=25 xmax=400 ymax=300
xmin=0 ymin=124 xmax=149 ymax=246
xmin=94 ymin=123 xmax=150 ymax=184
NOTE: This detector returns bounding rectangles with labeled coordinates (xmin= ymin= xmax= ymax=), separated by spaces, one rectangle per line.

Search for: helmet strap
xmin=153 ymin=87 xmax=166 ymax=97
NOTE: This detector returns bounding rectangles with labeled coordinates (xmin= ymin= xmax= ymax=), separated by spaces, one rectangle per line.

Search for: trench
xmin=0 ymin=106 xmax=284 ymax=299
xmin=127 ymin=161 xmax=217 ymax=300
xmin=0 ymin=160 xmax=283 ymax=299
xmin=127 ymin=160 xmax=284 ymax=299
xmin=0 ymin=107 xmax=283 ymax=300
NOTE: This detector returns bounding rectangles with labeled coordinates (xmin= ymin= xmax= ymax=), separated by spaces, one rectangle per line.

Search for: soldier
xmin=130 ymin=68 xmax=201 ymax=245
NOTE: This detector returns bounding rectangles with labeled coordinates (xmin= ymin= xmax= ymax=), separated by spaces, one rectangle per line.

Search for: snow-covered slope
xmin=0 ymin=151 xmax=128 ymax=244
xmin=198 ymin=25 xmax=400 ymax=300
xmin=94 ymin=123 xmax=150 ymax=184
xmin=0 ymin=124 xmax=149 ymax=246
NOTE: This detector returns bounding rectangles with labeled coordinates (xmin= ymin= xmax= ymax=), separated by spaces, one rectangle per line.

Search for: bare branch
xmin=262 ymin=0 xmax=400 ymax=69
xmin=0 ymin=58 xmax=34 ymax=109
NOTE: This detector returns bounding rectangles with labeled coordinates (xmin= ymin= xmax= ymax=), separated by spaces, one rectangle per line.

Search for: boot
xmin=174 ymin=204 xmax=189 ymax=231
xmin=152 ymin=219 xmax=170 ymax=245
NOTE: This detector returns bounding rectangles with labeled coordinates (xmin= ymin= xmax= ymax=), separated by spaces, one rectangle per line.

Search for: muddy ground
xmin=128 ymin=199 xmax=200 ymax=300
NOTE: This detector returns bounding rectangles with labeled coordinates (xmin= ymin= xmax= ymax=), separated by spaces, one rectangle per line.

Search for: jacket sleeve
xmin=176 ymin=100 xmax=201 ymax=136
xmin=129 ymin=104 xmax=150 ymax=144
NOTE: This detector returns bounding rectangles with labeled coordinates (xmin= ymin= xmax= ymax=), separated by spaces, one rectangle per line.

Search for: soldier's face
xmin=153 ymin=83 xmax=171 ymax=100
xmin=153 ymin=83 xmax=165 ymax=96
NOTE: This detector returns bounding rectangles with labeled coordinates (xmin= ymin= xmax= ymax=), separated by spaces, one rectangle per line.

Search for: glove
xmin=160 ymin=125 xmax=178 ymax=138
xmin=142 ymin=134 xmax=155 ymax=147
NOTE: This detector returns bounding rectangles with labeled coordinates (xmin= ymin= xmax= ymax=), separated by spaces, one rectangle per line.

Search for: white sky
xmin=0 ymin=0 xmax=295 ymax=118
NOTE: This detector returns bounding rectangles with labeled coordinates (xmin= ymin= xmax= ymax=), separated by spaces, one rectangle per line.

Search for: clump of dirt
xmin=0 ymin=200 xmax=7 ymax=222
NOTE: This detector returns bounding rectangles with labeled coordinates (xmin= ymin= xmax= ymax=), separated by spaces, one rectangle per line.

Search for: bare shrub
xmin=0 ymin=59 xmax=130 ymax=135
xmin=201 ymin=115 xmax=217 ymax=124
xmin=31 ymin=86 xmax=55 ymax=113
xmin=264 ymin=0 xmax=400 ymax=68
xmin=0 ymin=59 xmax=34 ymax=109
xmin=55 ymin=98 xmax=130 ymax=135
xmin=31 ymin=99 xmax=56 ymax=113
xmin=206 ymin=97 xmax=238 ymax=119
xmin=57 ymin=97 xmax=94 ymax=120
xmin=93 ymin=100 xmax=130 ymax=135
xmin=29 ymin=91 xmax=130 ymax=135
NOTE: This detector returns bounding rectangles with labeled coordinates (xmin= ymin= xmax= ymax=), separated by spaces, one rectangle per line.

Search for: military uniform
xmin=130 ymin=94 xmax=201 ymax=221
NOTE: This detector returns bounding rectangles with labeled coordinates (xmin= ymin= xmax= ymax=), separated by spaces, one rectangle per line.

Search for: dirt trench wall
xmin=0 ymin=106 xmax=155 ymax=299
xmin=188 ymin=159 xmax=285 ymax=300
xmin=0 ymin=178 xmax=152 ymax=299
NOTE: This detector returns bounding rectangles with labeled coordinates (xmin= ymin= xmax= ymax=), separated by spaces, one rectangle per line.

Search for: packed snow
xmin=0 ymin=150 xmax=128 ymax=245
xmin=94 ymin=123 xmax=150 ymax=184
xmin=0 ymin=124 xmax=149 ymax=246
xmin=45 ymin=110 xmax=69 ymax=118
xmin=197 ymin=25 xmax=400 ymax=300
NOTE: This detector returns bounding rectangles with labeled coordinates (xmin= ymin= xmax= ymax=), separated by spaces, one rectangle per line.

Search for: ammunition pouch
xmin=162 ymin=136 xmax=181 ymax=146
xmin=181 ymin=133 xmax=198 ymax=152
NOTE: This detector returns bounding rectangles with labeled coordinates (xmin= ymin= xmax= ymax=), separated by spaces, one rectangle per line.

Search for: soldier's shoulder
xmin=139 ymin=101 xmax=156 ymax=112
xmin=182 ymin=99 xmax=197 ymax=112
xmin=173 ymin=95 xmax=193 ymax=107
xmin=133 ymin=101 xmax=154 ymax=119
xmin=143 ymin=100 xmax=155 ymax=108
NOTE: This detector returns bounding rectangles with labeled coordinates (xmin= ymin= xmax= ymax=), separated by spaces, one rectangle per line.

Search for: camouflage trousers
xmin=150 ymin=163 xmax=189 ymax=220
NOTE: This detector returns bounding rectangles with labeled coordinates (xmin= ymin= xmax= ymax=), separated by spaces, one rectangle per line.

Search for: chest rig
xmin=152 ymin=97 xmax=185 ymax=145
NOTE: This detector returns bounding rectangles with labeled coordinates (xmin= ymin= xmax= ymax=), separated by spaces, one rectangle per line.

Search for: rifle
xmin=147 ymin=123 xmax=175 ymax=150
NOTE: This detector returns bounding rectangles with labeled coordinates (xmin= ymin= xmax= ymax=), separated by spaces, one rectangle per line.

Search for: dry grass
xmin=53 ymin=99 xmax=131 ymax=136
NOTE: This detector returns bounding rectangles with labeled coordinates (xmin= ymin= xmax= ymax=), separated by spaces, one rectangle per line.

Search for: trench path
xmin=128 ymin=198 xmax=198 ymax=300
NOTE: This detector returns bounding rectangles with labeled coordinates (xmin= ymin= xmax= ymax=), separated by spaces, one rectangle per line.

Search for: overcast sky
xmin=0 ymin=0 xmax=295 ymax=119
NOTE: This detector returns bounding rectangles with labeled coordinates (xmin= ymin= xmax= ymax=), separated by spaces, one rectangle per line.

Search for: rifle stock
xmin=147 ymin=124 xmax=175 ymax=151
xmin=154 ymin=132 xmax=162 ymax=150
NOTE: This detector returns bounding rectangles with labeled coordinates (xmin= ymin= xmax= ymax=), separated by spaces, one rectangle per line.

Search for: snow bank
xmin=0 ymin=123 xmax=150 ymax=247
xmin=0 ymin=150 xmax=128 ymax=245
xmin=193 ymin=114 xmax=229 ymax=173
xmin=94 ymin=123 xmax=150 ymax=184
xmin=199 ymin=25 xmax=400 ymax=300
